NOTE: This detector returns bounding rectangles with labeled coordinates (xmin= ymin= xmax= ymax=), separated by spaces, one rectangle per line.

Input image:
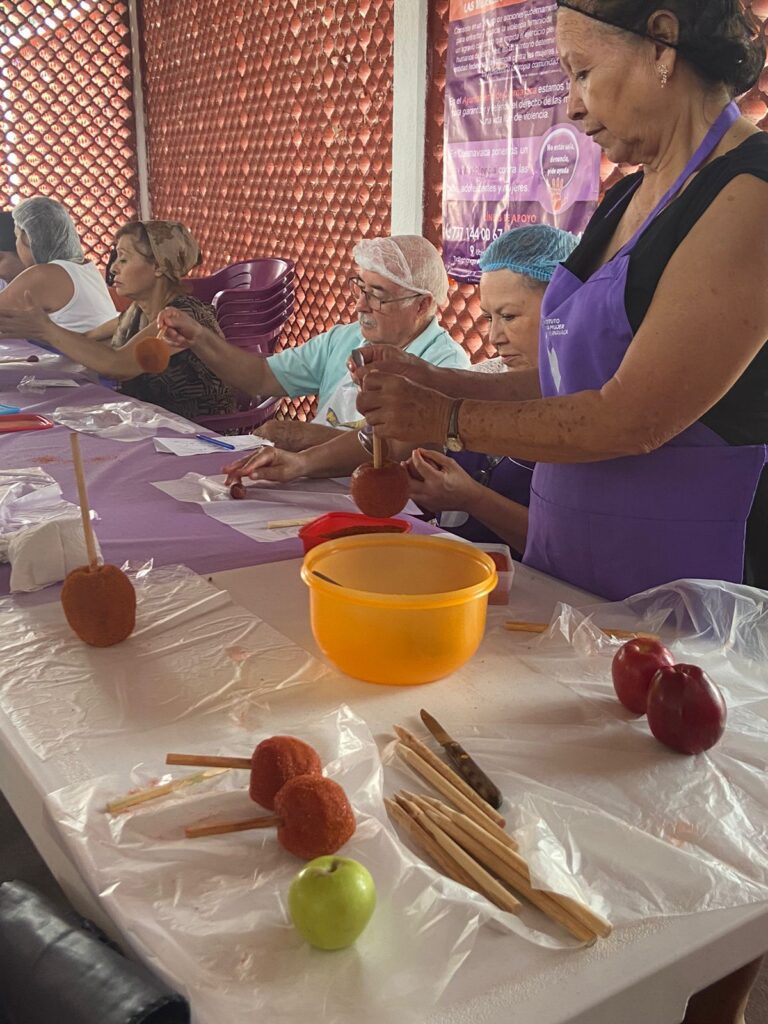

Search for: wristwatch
xmin=445 ymin=398 xmax=465 ymax=452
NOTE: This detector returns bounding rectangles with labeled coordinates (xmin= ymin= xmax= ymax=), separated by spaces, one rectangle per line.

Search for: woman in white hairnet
xmin=158 ymin=234 xmax=470 ymax=451
xmin=0 ymin=197 xmax=116 ymax=331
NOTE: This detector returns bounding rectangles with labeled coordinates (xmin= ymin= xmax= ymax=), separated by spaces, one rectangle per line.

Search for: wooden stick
xmin=421 ymin=795 xmax=613 ymax=940
xmin=399 ymin=796 xmax=521 ymax=915
xmin=412 ymin=796 xmax=596 ymax=943
xmin=395 ymin=743 xmax=515 ymax=847
xmin=385 ymin=797 xmax=475 ymax=889
xmin=69 ymin=432 xmax=99 ymax=571
xmin=504 ymin=621 xmax=659 ymax=641
xmin=372 ymin=433 xmax=383 ymax=470
xmin=166 ymin=753 xmax=251 ymax=770
xmin=266 ymin=516 xmax=317 ymax=529
xmin=106 ymin=768 xmax=230 ymax=814
xmin=394 ymin=725 xmax=506 ymax=827
xmin=185 ymin=814 xmax=280 ymax=839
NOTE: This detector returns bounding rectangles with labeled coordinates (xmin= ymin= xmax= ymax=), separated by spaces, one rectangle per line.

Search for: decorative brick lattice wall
xmin=139 ymin=0 xmax=395 ymax=420
xmin=0 ymin=0 xmax=139 ymax=266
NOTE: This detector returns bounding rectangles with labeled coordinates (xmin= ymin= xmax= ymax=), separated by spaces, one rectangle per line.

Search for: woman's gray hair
xmin=12 ymin=197 xmax=83 ymax=264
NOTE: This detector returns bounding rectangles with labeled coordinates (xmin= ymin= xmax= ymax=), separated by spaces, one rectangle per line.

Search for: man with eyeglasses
xmin=158 ymin=235 xmax=469 ymax=451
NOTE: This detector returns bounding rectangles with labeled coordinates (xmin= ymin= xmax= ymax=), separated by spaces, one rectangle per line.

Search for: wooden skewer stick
xmin=395 ymin=743 xmax=516 ymax=848
xmin=106 ymin=768 xmax=230 ymax=814
xmin=372 ymin=433 xmax=383 ymax=470
xmin=394 ymin=725 xmax=506 ymax=827
xmin=399 ymin=795 xmax=521 ymax=915
xmin=420 ymin=795 xmax=613 ymax=940
xmin=411 ymin=795 xmax=597 ymax=943
xmin=185 ymin=814 xmax=280 ymax=839
xmin=504 ymin=621 xmax=659 ymax=641
xmin=385 ymin=797 xmax=475 ymax=890
xmin=266 ymin=516 xmax=317 ymax=529
xmin=69 ymin=432 xmax=99 ymax=572
xmin=166 ymin=753 xmax=251 ymax=770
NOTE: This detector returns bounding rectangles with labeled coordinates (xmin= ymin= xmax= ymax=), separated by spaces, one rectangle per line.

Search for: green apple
xmin=288 ymin=855 xmax=376 ymax=950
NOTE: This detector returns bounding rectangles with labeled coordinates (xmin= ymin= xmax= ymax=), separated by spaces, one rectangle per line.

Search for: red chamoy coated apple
xmin=612 ymin=637 xmax=675 ymax=715
xmin=646 ymin=664 xmax=727 ymax=755
xmin=274 ymin=774 xmax=356 ymax=860
xmin=250 ymin=736 xmax=323 ymax=810
xmin=135 ymin=336 xmax=171 ymax=373
xmin=350 ymin=460 xmax=410 ymax=519
xmin=61 ymin=564 xmax=137 ymax=647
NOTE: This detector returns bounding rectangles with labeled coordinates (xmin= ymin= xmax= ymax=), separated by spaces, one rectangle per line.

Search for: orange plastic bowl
xmin=301 ymin=535 xmax=496 ymax=685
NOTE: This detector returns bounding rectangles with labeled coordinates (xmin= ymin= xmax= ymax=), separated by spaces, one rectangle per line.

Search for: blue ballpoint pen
xmin=195 ymin=433 xmax=236 ymax=451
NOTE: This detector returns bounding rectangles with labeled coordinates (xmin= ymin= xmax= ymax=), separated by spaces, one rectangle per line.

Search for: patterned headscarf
xmin=113 ymin=220 xmax=201 ymax=283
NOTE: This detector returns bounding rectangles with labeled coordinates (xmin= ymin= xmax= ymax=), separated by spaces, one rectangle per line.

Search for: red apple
xmin=611 ymin=638 xmax=675 ymax=714
xmin=646 ymin=664 xmax=727 ymax=755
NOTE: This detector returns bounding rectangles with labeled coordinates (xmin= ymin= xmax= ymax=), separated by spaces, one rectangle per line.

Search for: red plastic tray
xmin=0 ymin=414 xmax=54 ymax=433
xmin=298 ymin=512 xmax=412 ymax=553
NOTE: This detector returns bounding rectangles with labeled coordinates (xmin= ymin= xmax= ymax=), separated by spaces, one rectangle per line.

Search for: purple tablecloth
xmin=0 ymin=340 xmax=432 ymax=594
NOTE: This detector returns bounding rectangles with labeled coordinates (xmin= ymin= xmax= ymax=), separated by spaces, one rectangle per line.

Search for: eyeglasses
xmin=347 ymin=275 xmax=421 ymax=312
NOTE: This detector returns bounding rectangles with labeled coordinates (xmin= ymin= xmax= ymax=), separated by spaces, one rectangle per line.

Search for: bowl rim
xmin=300 ymin=534 xmax=498 ymax=609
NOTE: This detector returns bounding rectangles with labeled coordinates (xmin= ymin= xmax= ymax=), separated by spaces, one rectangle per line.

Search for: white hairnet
xmin=478 ymin=224 xmax=579 ymax=283
xmin=12 ymin=197 xmax=83 ymax=264
xmin=352 ymin=235 xmax=449 ymax=306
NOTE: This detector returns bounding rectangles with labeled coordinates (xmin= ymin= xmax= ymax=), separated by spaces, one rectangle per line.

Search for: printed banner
xmin=443 ymin=0 xmax=601 ymax=281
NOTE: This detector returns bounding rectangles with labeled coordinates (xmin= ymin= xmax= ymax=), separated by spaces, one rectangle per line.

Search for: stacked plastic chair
xmin=189 ymin=258 xmax=294 ymax=432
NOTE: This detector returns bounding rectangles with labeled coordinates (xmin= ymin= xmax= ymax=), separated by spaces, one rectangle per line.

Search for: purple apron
xmin=524 ymin=102 xmax=768 ymax=600
xmin=439 ymin=452 xmax=533 ymax=550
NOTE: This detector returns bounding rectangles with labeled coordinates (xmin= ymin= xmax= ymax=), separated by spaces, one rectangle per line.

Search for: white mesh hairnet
xmin=478 ymin=224 xmax=579 ymax=282
xmin=12 ymin=197 xmax=83 ymax=264
xmin=353 ymin=235 xmax=449 ymax=306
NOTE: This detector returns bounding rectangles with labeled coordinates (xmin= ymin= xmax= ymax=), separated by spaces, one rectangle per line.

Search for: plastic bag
xmin=0 ymin=467 xmax=82 ymax=561
xmin=53 ymin=401 xmax=197 ymax=442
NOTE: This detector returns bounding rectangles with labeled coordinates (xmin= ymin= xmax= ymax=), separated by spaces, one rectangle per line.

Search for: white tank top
xmin=48 ymin=260 xmax=117 ymax=333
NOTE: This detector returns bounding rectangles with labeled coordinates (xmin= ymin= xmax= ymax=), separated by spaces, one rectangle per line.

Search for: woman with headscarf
xmin=0 ymin=219 xmax=235 ymax=421
xmin=0 ymin=197 xmax=116 ymax=329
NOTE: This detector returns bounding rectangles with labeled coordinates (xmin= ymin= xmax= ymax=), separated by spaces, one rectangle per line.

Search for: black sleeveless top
xmin=564 ymin=132 xmax=768 ymax=589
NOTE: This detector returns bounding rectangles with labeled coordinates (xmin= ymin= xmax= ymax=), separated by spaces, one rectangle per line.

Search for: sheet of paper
xmin=153 ymin=435 xmax=275 ymax=456
xmin=152 ymin=473 xmax=420 ymax=541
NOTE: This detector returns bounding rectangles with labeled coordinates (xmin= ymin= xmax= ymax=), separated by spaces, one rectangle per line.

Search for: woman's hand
xmin=0 ymin=290 xmax=52 ymax=342
xmin=356 ymin=371 xmax=453 ymax=445
xmin=405 ymin=448 xmax=478 ymax=513
xmin=222 ymin=446 xmax=306 ymax=486
xmin=348 ymin=345 xmax=438 ymax=389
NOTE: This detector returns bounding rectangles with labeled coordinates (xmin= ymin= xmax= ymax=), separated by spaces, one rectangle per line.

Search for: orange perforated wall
xmin=138 ymin=0 xmax=395 ymax=418
xmin=423 ymin=1 xmax=768 ymax=363
xmin=0 ymin=1 xmax=139 ymax=266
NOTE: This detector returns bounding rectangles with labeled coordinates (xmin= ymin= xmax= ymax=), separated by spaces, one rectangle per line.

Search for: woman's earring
xmin=657 ymin=63 xmax=669 ymax=88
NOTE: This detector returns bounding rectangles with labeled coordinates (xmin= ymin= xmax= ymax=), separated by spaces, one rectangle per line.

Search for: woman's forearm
xmin=39 ymin=321 xmax=139 ymax=379
xmin=461 ymin=482 xmax=529 ymax=556
xmin=297 ymin=430 xmax=369 ymax=478
xmin=432 ymin=365 xmax=541 ymax=401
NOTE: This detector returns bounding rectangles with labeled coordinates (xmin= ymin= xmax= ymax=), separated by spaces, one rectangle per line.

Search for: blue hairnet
xmin=478 ymin=224 xmax=580 ymax=283
xmin=12 ymin=197 xmax=83 ymax=264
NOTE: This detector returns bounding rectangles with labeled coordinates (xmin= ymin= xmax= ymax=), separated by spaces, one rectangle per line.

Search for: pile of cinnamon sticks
xmin=387 ymin=725 xmax=612 ymax=944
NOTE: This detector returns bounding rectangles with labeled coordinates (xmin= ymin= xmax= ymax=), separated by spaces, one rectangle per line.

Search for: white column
xmin=391 ymin=0 xmax=429 ymax=235
xmin=127 ymin=0 xmax=151 ymax=219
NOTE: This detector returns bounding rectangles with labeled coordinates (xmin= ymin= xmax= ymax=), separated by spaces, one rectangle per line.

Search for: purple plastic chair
xmin=189 ymin=259 xmax=294 ymax=304
xmin=195 ymin=394 xmax=280 ymax=434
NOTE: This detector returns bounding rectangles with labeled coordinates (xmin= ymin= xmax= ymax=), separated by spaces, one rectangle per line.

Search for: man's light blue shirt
xmin=267 ymin=318 xmax=470 ymax=413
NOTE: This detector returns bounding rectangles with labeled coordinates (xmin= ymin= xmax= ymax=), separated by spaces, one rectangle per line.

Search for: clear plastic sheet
xmin=0 ymin=564 xmax=326 ymax=760
xmin=152 ymin=473 xmax=417 ymax=543
xmin=0 ymin=467 xmax=81 ymax=560
xmin=47 ymin=706 xmax=503 ymax=1024
xmin=52 ymin=401 xmax=197 ymax=442
xmin=18 ymin=374 xmax=81 ymax=391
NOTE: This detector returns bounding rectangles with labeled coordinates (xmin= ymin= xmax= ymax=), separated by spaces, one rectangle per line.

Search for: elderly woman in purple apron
xmin=356 ymin=0 xmax=768 ymax=609
xmin=407 ymin=224 xmax=579 ymax=555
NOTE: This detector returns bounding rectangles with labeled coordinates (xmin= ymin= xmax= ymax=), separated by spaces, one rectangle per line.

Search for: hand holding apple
xmin=611 ymin=638 xmax=675 ymax=714
xmin=647 ymin=664 xmax=727 ymax=755
xmin=288 ymin=855 xmax=376 ymax=950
